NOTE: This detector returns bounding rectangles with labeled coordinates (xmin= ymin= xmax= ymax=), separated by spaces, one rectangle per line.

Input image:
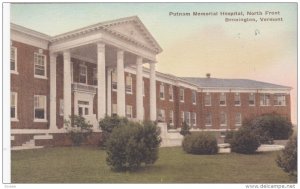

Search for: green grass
xmin=11 ymin=147 xmax=296 ymax=183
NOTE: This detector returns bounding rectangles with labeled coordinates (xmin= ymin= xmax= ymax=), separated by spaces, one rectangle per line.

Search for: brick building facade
xmin=10 ymin=16 xmax=291 ymax=149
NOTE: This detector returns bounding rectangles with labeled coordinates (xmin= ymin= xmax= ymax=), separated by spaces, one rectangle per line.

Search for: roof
xmin=11 ymin=23 xmax=51 ymax=41
xmin=181 ymin=77 xmax=292 ymax=90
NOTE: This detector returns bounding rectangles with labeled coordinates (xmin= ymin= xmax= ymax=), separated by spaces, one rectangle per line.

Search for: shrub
xmin=224 ymin=130 xmax=236 ymax=144
xmin=276 ymin=135 xmax=297 ymax=176
xmin=182 ymin=132 xmax=218 ymax=155
xmin=180 ymin=121 xmax=191 ymax=136
xmin=243 ymin=113 xmax=293 ymax=144
xmin=99 ymin=115 xmax=128 ymax=147
xmin=106 ymin=121 xmax=161 ymax=171
xmin=230 ymin=129 xmax=260 ymax=154
xmin=64 ymin=115 xmax=93 ymax=146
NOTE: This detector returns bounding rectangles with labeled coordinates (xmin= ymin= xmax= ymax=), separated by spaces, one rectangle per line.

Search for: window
xmin=125 ymin=75 xmax=132 ymax=94
xmin=249 ymin=93 xmax=255 ymax=106
xmin=59 ymin=99 xmax=64 ymax=116
xmin=260 ymin=94 xmax=271 ymax=106
xmin=78 ymin=101 xmax=89 ymax=116
xmin=34 ymin=95 xmax=47 ymax=121
xmin=180 ymin=88 xmax=184 ymax=102
xmin=184 ymin=112 xmax=191 ymax=126
xmin=169 ymin=86 xmax=173 ymax=101
xmin=93 ymin=68 xmax=97 ymax=85
xmin=220 ymin=93 xmax=226 ymax=106
xmin=204 ymin=93 xmax=211 ymax=106
xmin=11 ymin=92 xmax=18 ymax=120
xmin=11 ymin=47 xmax=17 ymax=73
xmin=274 ymin=94 xmax=286 ymax=106
xmin=157 ymin=109 xmax=165 ymax=122
xmin=159 ymin=83 xmax=165 ymax=99
xmin=191 ymin=112 xmax=196 ymax=127
xmin=126 ymin=105 xmax=133 ymax=118
xmin=205 ymin=112 xmax=212 ymax=126
xmin=112 ymin=104 xmax=117 ymax=116
xmin=169 ymin=110 xmax=174 ymax=125
xmin=34 ymin=53 xmax=46 ymax=78
xmin=112 ymin=70 xmax=117 ymax=91
xmin=235 ymin=113 xmax=242 ymax=126
xmin=192 ymin=91 xmax=197 ymax=104
xmin=234 ymin=93 xmax=241 ymax=106
xmin=220 ymin=112 xmax=227 ymax=126
xmin=181 ymin=111 xmax=184 ymax=124
xmin=79 ymin=65 xmax=87 ymax=84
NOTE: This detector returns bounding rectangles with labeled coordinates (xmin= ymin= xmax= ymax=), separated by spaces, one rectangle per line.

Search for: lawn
xmin=11 ymin=146 xmax=296 ymax=183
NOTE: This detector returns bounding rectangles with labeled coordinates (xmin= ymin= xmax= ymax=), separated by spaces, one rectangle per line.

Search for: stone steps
xmin=11 ymin=134 xmax=53 ymax=150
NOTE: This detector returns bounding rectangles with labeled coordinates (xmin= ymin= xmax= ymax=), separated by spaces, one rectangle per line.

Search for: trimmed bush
xmin=180 ymin=121 xmax=191 ymax=136
xmin=99 ymin=115 xmax=128 ymax=147
xmin=230 ymin=129 xmax=260 ymax=154
xmin=64 ymin=115 xmax=93 ymax=146
xmin=243 ymin=113 xmax=293 ymax=144
xmin=276 ymin=135 xmax=297 ymax=176
xmin=106 ymin=121 xmax=161 ymax=171
xmin=224 ymin=130 xmax=236 ymax=144
xmin=182 ymin=132 xmax=218 ymax=155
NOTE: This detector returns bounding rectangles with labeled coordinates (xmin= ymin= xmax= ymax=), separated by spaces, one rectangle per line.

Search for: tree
xmin=276 ymin=135 xmax=297 ymax=176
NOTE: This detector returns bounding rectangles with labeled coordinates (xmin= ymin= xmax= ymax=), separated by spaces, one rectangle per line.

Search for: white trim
xmin=204 ymin=93 xmax=212 ymax=106
xmin=10 ymin=46 xmax=18 ymax=73
xmin=125 ymin=74 xmax=133 ymax=94
xmin=126 ymin=105 xmax=133 ymax=119
xmin=234 ymin=93 xmax=241 ymax=106
xmin=34 ymin=52 xmax=47 ymax=78
xmin=33 ymin=119 xmax=48 ymax=123
xmin=11 ymin=118 xmax=19 ymax=122
xmin=11 ymin=29 xmax=49 ymax=49
xmin=219 ymin=93 xmax=226 ymax=106
xmin=79 ymin=64 xmax=88 ymax=84
xmin=192 ymin=91 xmax=197 ymax=105
xmin=34 ymin=95 xmax=47 ymax=122
xmin=159 ymin=83 xmax=165 ymax=100
xmin=179 ymin=88 xmax=184 ymax=102
xmin=11 ymin=92 xmax=18 ymax=120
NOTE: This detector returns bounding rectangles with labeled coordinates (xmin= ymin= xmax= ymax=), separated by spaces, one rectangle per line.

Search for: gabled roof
xmin=11 ymin=23 xmax=51 ymax=41
xmin=181 ymin=77 xmax=292 ymax=90
xmin=51 ymin=16 xmax=162 ymax=53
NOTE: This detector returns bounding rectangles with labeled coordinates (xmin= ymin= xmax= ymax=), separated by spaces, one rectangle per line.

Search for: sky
xmin=10 ymin=3 xmax=297 ymax=123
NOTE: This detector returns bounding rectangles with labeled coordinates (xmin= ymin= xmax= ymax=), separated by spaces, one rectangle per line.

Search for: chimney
xmin=206 ymin=73 xmax=211 ymax=78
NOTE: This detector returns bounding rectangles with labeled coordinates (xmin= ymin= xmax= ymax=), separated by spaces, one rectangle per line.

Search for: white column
xmin=97 ymin=42 xmax=106 ymax=120
xmin=63 ymin=51 xmax=72 ymax=125
xmin=150 ymin=62 xmax=157 ymax=121
xmin=136 ymin=56 xmax=143 ymax=121
xmin=106 ymin=68 xmax=112 ymax=116
xmin=117 ymin=50 xmax=125 ymax=117
xmin=50 ymin=53 xmax=57 ymax=131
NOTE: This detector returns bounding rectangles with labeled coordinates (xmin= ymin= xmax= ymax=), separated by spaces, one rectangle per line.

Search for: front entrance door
xmin=78 ymin=100 xmax=89 ymax=116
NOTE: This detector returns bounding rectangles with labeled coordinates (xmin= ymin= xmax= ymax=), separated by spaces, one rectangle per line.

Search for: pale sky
xmin=10 ymin=3 xmax=297 ymax=123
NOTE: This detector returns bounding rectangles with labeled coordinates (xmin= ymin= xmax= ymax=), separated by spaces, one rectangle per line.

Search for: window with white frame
xmin=59 ymin=99 xmax=64 ymax=116
xmin=192 ymin=91 xmax=197 ymax=104
xmin=260 ymin=94 xmax=271 ymax=106
xmin=126 ymin=75 xmax=132 ymax=94
xmin=93 ymin=68 xmax=97 ymax=85
xmin=205 ymin=112 xmax=212 ymax=126
xmin=79 ymin=65 xmax=87 ymax=84
xmin=159 ymin=83 xmax=165 ymax=99
xmin=235 ymin=113 xmax=242 ymax=126
xmin=249 ymin=93 xmax=255 ymax=106
xmin=181 ymin=111 xmax=184 ymax=124
xmin=126 ymin=105 xmax=133 ymax=118
xmin=11 ymin=47 xmax=17 ymax=72
xmin=220 ymin=112 xmax=227 ymax=126
xmin=34 ymin=95 xmax=47 ymax=121
xmin=204 ymin=93 xmax=211 ymax=106
xmin=184 ymin=112 xmax=191 ymax=126
xmin=157 ymin=109 xmax=165 ymax=122
xmin=169 ymin=110 xmax=174 ymax=125
xmin=191 ymin=112 xmax=196 ymax=127
xmin=11 ymin=92 xmax=17 ymax=120
xmin=112 ymin=104 xmax=117 ymax=116
xmin=180 ymin=88 xmax=184 ymax=102
xmin=274 ymin=94 xmax=286 ymax=106
xmin=112 ymin=70 xmax=117 ymax=90
xmin=234 ymin=93 xmax=241 ymax=106
xmin=34 ymin=52 xmax=46 ymax=77
xmin=169 ymin=85 xmax=173 ymax=101
xmin=220 ymin=93 xmax=226 ymax=106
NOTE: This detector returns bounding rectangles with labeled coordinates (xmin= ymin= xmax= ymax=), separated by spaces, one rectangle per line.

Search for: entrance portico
xmin=49 ymin=16 xmax=162 ymax=130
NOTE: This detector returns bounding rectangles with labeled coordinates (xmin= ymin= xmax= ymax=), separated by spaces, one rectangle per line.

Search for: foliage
xmin=64 ymin=115 xmax=93 ymax=146
xmin=276 ymin=135 xmax=297 ymax=176
xmin=182 ymin=132 xmax=218 ymax=155
xmin=106 ymin=121 xmax=161 ymax=171
xmin=224 ymin=130 xmax=237 ymax=144
xmin=99 ymin=115 xmax=129 ymax=147
xmin=242 ymin=113 xmax=293 ymax=144
xmin=180 ymin=121 xmax=191 ymax=136
xmin=230 ymin=129 xmax=260 ymax=154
